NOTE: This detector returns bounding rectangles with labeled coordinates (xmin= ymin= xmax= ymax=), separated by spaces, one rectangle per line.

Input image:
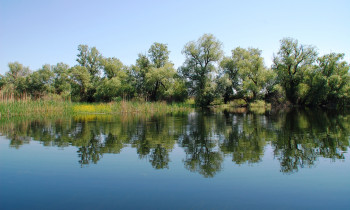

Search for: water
xmin=1 ymin=109 xmax=350 ymax=209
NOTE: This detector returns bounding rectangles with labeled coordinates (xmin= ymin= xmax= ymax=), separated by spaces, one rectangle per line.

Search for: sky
xmin=0 ymin=0 xmax=349 ymax=74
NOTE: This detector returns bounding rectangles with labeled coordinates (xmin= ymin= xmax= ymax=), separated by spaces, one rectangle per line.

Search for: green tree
xmin=76 ymin=44 xmax=102 ymax=78
xmin=131 ymin=54 xmax=152 ymax=98
xmin=2 ymin=62 xmax=31 ymax=96
xmin=147 ymin=43 xmax=175 ymax=101
xmin=273 ymin=38 xmax=318 ymax=104
xmin=131 ymin=43 xmax=179 ymax=101
xmin=146 ymin=62 xmax=176 ymax=101
xmin=94 ymin=57 xmax=134 ymax=101
xmin=180 ymin=34 xmax=223 ymax=106
xmin=148 ymin=42 xmax=170 ymax=68
xmin=100 ymin=57 xmax=124 ymax=79
xmin=75 ymin=44 xmax=104 ymax=101
xmin=26 ymin=64 xmax=54 ymax=97
xmin=236 ymin=47 xmax=272 ymax=101
xmin=318 ymin=53 xmax=350 ymax=105
xmin=69 ymin=66 xmax=91 ymax=101
xmin=52 ymin=63 xmax=72 ymax=97
xmin=298 ymin=53 xmax=350 ymax=106
xmin=6 ymin=62 xmax=31 ymax=82
xmin=219 ymin=56 xmax=240 ymax=102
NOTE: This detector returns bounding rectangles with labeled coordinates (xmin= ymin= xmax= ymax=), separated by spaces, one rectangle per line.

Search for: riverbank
xmin=0 ymin=99 xmax=194 ymax=118
xmin=1 ymin=97 xmax=347 ymax=118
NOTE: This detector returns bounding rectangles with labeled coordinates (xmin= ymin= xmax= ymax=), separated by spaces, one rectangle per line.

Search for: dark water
xmin=1 ymin=109 xmax=350 ymax=209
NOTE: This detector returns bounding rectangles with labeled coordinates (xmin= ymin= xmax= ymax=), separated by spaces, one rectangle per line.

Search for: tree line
xmin=1 ymin=34 xmax=349 ymax=107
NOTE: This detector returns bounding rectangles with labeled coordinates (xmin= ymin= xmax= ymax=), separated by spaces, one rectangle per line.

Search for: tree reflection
xmin=150 ymin=145 xmax=170 ymax=169
xmin=179 ymin=113 xmax=223 ymax=178
xmin=220 ymin=113 xmax=269 ymax=164
xmin=272 ymin=109 xmax=350 ymax=173
xmin=0 ymin=109 xmax=349 ymax=176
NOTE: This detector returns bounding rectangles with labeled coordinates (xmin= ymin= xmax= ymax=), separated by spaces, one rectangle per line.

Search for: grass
xmin=72 ymin=101 xmax=193 ymax=114
xmin=0 ymin=94 xmax=193 ymax=118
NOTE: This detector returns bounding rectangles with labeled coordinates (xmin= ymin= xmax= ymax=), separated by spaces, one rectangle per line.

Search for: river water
xmin=1 ymin=108 xmax=349 ymax=209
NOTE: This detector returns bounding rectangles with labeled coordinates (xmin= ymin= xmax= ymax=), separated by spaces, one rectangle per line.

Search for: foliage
xmin=180 ymin=34 xmax=223 ymax=107
xmin=295 ymin=53 xmax=350 ymax=106
xmin=272 ymin=38 xmax=318 ymax=104
xmin=1 ymin=35 xmax=348 ymax=108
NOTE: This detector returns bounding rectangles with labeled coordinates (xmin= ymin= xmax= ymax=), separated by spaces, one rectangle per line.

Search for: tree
xmin=76 ymin=44 xmax=102 ymax=78
xmin=146 ymin=62 xmax=176 ymax=101
xmin=131 ymin=43 xmax=179 ymax=101
xmin=100 ymin=57 xmax=124 ymax=79
xmin=26 ymin=64 xmax=54 ymax=97
xmin=180 ymin=34 xmax=223 ymax=106
xmin=69 ymin=66 xmax=91 ymax=101
xmin=318 ymin=53 xmax=350 ymax=105
xmin=95 ymin=57 xmax=135 ymax=101
xmin=6 ymin=62 xmax=31 ymax=82
xmin=0 ymin=62 xmax=31 ymax=96
xmin=297 ymin=53 xmax=350 ymax=106
xmin=273 ymin=38 xmax=318 ymax=104
xmin=52 ymin=63 xmax=71 ymax=97
xmin=75 ymin=44 xmax=104 ymax=101
xmin=219 ymin=56 xmax=240 ymax=102
xmin=221 ymin=47 xmax=274 ymax=102
xmin=148 ymin=42 xmax=170 ymax=68
xmin=131 ymin=54 xmax=152 ymax=98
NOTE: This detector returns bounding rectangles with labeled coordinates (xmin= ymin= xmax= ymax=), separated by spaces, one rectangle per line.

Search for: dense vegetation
xmin=1 ymin=34 xmax=349 ymax=107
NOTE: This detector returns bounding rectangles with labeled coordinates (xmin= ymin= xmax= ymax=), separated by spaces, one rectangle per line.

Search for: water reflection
xmin=1 ymin=109 xmax=349 ymax=176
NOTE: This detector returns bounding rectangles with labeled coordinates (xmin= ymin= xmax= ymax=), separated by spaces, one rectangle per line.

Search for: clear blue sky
xmin=1 ymin=0 xmax=349 ymax=74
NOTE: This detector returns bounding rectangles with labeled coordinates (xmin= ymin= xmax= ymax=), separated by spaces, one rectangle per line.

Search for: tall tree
xmin=219 ymin=55 xmax=240 ymax=102
xmin=236 ymin=47 xmax=274 ymax=101
xmin=147 ymin=43 xmax=174 ymax=101
xmin=272 ymin=38 xmax=317 ymax=104
xmin=132 ymin=43 xmax=178 ymax=101
xmin=2 ymin=62 xmax=31 ymax=95
xmin=6 ymin=62 xmax=31 ymax=82
xmin=100 ymin=57 xmax=124 ymax=79
xmin=94 ymin=58 xmax=134 ymax=101
xmin=131 ymin=54 xmax=152 ymax=98
xmin=300 ymin=53 xmax=350 ymax=106
xmin=318 ymin=53 xmax=350 ymax=105
xmin=69 ymin=66 xmax=91 ymax=101
xmin=26 ymin=64 xmax=54 ymax=97
xmin=180 ymin=34 xmax=223 ymax=106
xmin=76 ymin=44 xmax=102 ymax=79
xmin=148 ymin=42 xmax=170 ymax=68
xmin=52 ymin=63 xmax=71 ymax=97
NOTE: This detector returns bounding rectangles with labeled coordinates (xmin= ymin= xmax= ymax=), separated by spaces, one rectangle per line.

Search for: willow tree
xmin=1 ymin=62 xmax=31 ymax=95
xmin=180 ymin=34 xmax=223 ymax=107
xmin=132 ymin=42 xmax=180 ymax=101
xmin=221 ymin=47 xmax=274 ymax=102
xmin=300 ymin=53 xmax=350 ymax=106
xmin=272 ymin=38 xmax=317 ymax=104
xmin=147 ymin=42 xmax=174 ymax=101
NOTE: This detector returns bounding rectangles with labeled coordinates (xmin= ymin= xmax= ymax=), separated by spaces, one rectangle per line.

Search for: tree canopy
xmin=1 ymin=34 xmax=349 ymax=107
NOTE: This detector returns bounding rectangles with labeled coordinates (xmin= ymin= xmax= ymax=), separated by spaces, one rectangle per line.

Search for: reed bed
xmin=72 ymin=101 xmax=193 ymax=115
xmin=0 ymin=93 xmax=193 ymax=118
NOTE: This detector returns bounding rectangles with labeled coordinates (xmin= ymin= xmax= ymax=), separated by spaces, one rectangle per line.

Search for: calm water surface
xmin=0 ymin=109 xmax=350 ymax=209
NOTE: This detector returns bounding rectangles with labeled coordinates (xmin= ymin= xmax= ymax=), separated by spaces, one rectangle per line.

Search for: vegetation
xmin=0 ymin=96 xmax=192 ymax=117
xmin=1 ymin=34 xmax=349 ymax=108
xmin=1 ymin=108 xmax=349 ymax=176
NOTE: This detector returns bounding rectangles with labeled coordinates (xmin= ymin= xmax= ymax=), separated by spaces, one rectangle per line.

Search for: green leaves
xmin=273 ymin=38 xmax=318 ymax=104
xmin=76 ymin=44 xmax=102 ymax=78
xmin=181 ymin=34 xmax=223 ymax=106
xmin=1 ymin=36 xmax=348 ymax=107
xmin=100 ymin=57 xmax=124 ymax=79
xmin=148 ymin=42 xmax=170 ymax=68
